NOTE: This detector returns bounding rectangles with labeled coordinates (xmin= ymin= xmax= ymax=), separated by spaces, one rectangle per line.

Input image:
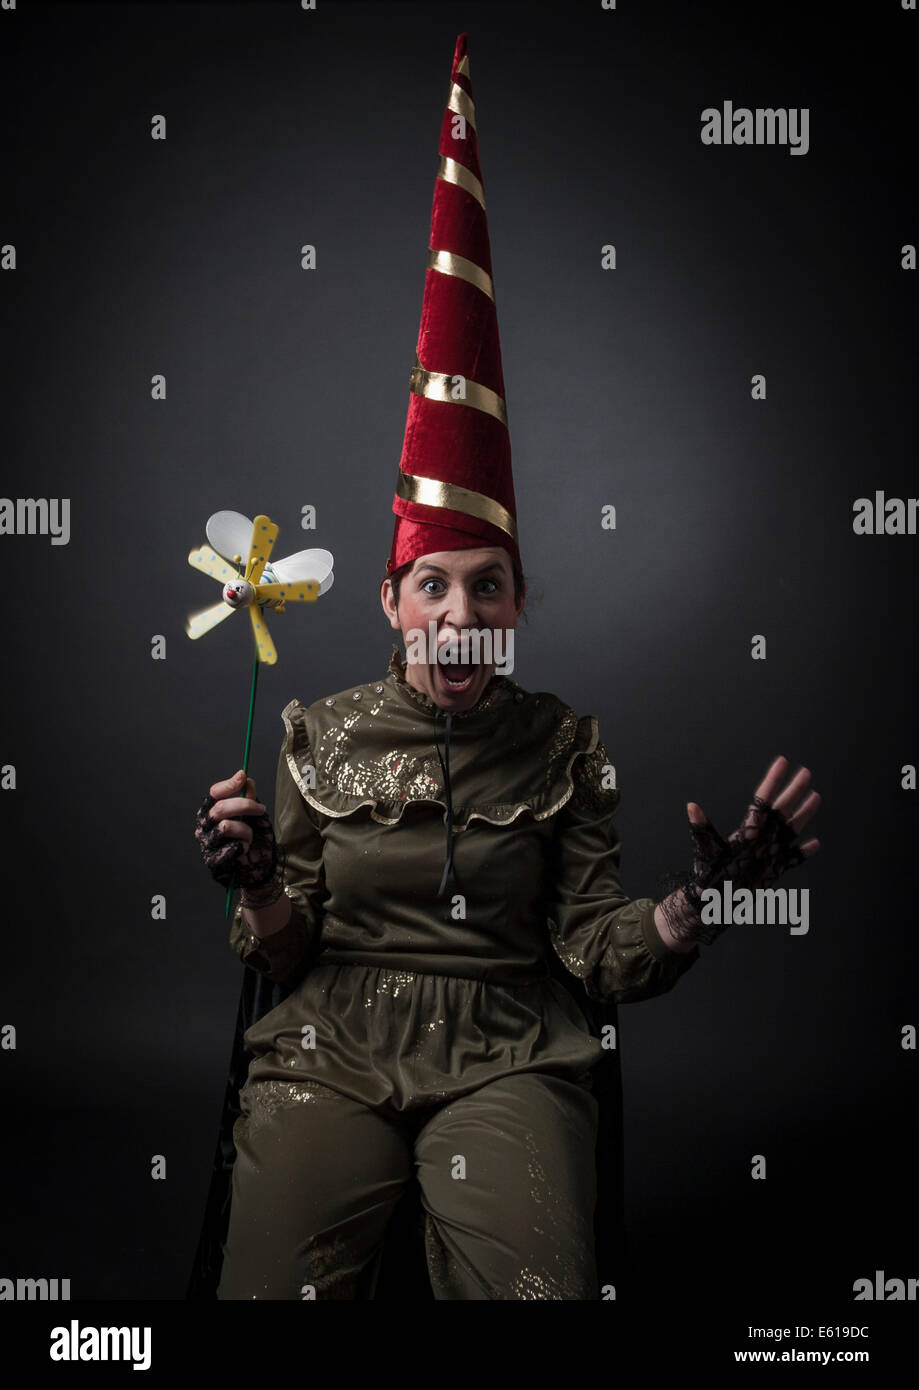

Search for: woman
xmin=192 ymin=34 xmax=820 ymax=1300
xmin=195 ymin=541 xmax=819 ymax=1301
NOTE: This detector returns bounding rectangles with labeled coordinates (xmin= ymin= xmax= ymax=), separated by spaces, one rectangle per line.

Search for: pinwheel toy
xmin=186 ymin=510 xmax=334 ymax=665
xmin=185 ymin=510 xmax=335 ymax=914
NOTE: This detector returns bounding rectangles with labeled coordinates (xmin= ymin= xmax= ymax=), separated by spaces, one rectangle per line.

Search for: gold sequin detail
xmin=362 ymin=969 xmax=416 ymax=1005
xmin=545 ymin=708 xmax=579 ymax=792
xmin=424 ymin=1214 xmax=470 ymax=1300
xmin=514 ymin=1129 xmax=597 ymax=1299
xmin=568 ymin=737 xmax=620 ymax=814
xmin=546 ymin=917 xmax=589 ymax=978
xmin=300 ymin=1223 xmax=369 ymax=1300
xmin=507 ymin=1268 xmax=566 ymax=1299
xmin=243 ymin=1077 xmax=344 ymax=1118
xmin=318 ymin=717 xmax=443 ymax=802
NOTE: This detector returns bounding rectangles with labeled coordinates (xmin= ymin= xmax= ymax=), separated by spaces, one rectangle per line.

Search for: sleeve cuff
xmin=231 ymin=897 xmax=315 ymax=983
xmin=640 ymin=899 xmax=699 ymax=963
xmin=245 ymin=912 xmax=301 ymax=956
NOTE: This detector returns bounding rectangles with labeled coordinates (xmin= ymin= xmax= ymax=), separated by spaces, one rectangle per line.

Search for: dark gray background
xmin=1 ymin=0 xmax=916 ymax=1313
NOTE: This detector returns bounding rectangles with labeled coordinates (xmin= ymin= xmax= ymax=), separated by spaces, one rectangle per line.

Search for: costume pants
xmin=217 ymin=1070 xmax=600 ymax=1300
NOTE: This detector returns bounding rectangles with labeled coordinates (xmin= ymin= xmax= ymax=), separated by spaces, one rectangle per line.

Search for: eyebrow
xmin=414 ymin=562 xmax=504 ymax=578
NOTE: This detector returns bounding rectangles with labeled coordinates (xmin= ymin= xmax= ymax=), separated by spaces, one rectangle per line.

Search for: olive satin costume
xmin=187 ymin=648 xmax=699 ymax=1298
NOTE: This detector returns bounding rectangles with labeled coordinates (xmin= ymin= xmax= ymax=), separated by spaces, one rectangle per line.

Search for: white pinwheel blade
xmin=271 ymin=548 xmax=335 ymax=596
xmin=185 ymin=601 xmax=236 ymax=641
xmin=206 ymin=511 xmax=255 ymax=565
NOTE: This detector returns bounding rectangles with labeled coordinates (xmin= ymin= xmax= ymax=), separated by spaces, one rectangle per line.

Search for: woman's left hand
xmin=656 ymin=755 xmax=821 ymax=947
xmin=686 ymin=754 xmax=820 ymax=892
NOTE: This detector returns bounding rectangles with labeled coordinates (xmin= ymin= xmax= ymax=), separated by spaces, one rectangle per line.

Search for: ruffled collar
xmin=282 ymin=664 xmax=599 ymax=828
xmin=386 ymin=644 xmax=513 ymax=719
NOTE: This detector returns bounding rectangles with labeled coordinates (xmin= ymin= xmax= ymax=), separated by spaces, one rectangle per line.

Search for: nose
xmin=440 ymin=581 xmax=479 ymax=635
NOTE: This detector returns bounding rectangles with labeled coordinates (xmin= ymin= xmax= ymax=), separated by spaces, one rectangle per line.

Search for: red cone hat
xmin=387 ymin=33 xmax=520 ymax=576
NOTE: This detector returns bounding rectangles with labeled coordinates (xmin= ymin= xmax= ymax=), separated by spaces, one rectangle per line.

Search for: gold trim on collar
xmin=427 ymin=248 xmax=494 ymax=301
xmin=448 ymin=82 xmax=477 ymax=132
xmin=396 ymin=471 xmax=517 ymax=540
xmin=437 ymin=155 xmax=486 ymax=210
xmin=409 ymin=356 xmax=507 ymax=426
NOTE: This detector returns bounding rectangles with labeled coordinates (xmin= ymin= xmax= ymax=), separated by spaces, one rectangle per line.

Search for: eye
xmin=418 ymin=576 xmax=500 ymax=597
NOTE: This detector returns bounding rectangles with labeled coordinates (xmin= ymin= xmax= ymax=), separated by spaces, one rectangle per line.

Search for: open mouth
xmin=434 ymin=660 xmax=476 ymax=692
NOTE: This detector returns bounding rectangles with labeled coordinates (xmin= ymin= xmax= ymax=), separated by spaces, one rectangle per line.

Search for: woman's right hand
xmin=194 ymin=770 xmax=279 ymax=889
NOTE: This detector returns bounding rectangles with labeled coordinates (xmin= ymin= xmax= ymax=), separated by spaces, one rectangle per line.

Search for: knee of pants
xmin=414 ymin=1072 xmax=600 ymax=1300
xmin=217 ymin=1079 xmax=415 ymax=1300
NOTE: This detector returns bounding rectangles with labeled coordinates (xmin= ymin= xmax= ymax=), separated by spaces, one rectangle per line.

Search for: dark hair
xmin=386 ymin=556 xmax=527 ymax=613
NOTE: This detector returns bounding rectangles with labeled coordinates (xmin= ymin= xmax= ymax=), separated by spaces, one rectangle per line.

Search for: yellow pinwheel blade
xmin=255 ymin=580 xmax=319 ymax=603
xmin=188 ymin=544 xmax=239 ymax=582
xmin=249 ymin=603 xmax=277 ymax=664
xmin=185 ymin=601 xmax=236 ymax=641
xmin=246 ymin=516 xmax=279 ymax=585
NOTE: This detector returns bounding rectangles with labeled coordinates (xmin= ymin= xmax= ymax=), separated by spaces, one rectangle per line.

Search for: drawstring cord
xmin=433 ymin=709 xmax=456 ymax=899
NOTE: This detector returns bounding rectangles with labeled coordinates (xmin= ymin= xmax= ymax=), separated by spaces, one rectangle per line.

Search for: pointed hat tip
xmin=453 ymin=33 xmax=468 ymax=72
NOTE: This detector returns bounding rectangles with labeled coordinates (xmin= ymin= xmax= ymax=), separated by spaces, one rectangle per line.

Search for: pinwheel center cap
xmin=222 ymin=579 xmax=254 ymax=609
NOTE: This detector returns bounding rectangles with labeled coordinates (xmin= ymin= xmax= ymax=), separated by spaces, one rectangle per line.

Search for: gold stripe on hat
xmin=455 ymin=53 xmax=470 ymax=78
xmin=427 ymin=248 xmax=494 ymax=301
xmin=410 ymin=356 xmax=507 ymax=426
xmin=396 ymin=470 xmax=517 ymax=540
xmin=437 ymin=155 xmax=486 ymax=210
xmin=448 ymin=82 xmax=477 ymax=132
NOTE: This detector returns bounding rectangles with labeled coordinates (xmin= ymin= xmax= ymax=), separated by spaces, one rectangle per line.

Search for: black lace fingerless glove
xmin=657 ymin=794 xmax=806 ymax=947
xmin=194 ymin=793 xmax=283 ymax=906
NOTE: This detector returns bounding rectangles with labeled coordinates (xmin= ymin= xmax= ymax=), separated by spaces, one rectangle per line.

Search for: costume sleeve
xmin=228 ymin=718 xmax=327 ymax=987
xmin=546 ymin=731 xmax=700 ymax=1005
